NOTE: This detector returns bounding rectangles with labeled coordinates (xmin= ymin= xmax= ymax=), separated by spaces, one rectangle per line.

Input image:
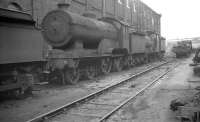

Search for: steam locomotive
xmin=0 ymin=3 xmax=165 ymax=96
xmin=42 ymin=3 xmax=166 ymax=84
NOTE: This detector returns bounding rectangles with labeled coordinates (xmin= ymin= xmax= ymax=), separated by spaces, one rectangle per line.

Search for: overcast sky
xmin=142 ymin=0 xmax=200 ymax=40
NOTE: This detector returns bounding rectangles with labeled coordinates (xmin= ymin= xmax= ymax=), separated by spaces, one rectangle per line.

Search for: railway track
xmin=27 ymin=60 xmax=178 ymax=122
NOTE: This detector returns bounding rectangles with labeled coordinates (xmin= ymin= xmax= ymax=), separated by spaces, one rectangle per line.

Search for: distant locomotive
xmin=172 ymin=40 xmax=192 ymax=58
xmin=42 ymin=3 xmax=166 ymax=84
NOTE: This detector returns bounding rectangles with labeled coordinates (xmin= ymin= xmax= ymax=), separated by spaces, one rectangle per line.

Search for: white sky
xmin=141 ymin=0 xmax=200 ymax=40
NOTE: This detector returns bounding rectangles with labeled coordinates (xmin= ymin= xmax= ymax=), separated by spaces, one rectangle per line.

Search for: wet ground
xmin=109 ymin=57 xmax=200 ymax=122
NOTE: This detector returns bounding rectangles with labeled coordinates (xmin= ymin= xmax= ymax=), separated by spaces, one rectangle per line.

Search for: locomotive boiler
xmin=42 ymin=4 xmax=165 ymax=85
xmin=42 ymin=5 xmax=119 ymax=49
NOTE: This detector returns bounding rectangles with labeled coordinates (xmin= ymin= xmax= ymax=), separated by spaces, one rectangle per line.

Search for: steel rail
xmin=27 ymin=61 xmax=171 ymax=122
xmin=99 ymin=63 xmax=179 ymax=122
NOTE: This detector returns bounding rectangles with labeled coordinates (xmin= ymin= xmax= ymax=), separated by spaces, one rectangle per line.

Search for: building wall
xmin=2 ymin=0 xmax=161 ymax=34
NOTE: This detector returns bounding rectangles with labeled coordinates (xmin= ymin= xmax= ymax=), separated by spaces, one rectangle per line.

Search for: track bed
xmin=27 ymin=60 xmax=178 ymax=122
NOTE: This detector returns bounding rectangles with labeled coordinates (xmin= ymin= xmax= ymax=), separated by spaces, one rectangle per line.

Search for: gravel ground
xmin=108 ymin=57 xmax=199 ymax=122
xmin=0 ymin=61 xmax=165 ymax=122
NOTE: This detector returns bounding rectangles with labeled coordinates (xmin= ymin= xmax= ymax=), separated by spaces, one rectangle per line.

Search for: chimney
xmin=82 ymin=11 xmax=96 ymax=19
xmin=57 ymin=3 xmax=70 ymax=10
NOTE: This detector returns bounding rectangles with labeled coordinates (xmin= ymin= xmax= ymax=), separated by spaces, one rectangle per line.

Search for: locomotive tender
xmin=0 ymin=3 xmax=47 ymax=96
xmin=0 ymin=1 xmax=165 ymax=96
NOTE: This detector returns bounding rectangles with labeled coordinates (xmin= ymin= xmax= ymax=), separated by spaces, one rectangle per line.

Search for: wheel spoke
xmin=101 ymin=58 xmax=111 ymax=74
xmin=64 ymin=68 xmax=80 ymax=84
xmin=126 ymin=56 xmax=133 ymax=68
xmin=85 ymin=66 xmax=96 ymax=80
xmin=113 ymin=58 xmax=123 ymax=72
xmin=48 ymin=69 xmax=64 ymax=84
